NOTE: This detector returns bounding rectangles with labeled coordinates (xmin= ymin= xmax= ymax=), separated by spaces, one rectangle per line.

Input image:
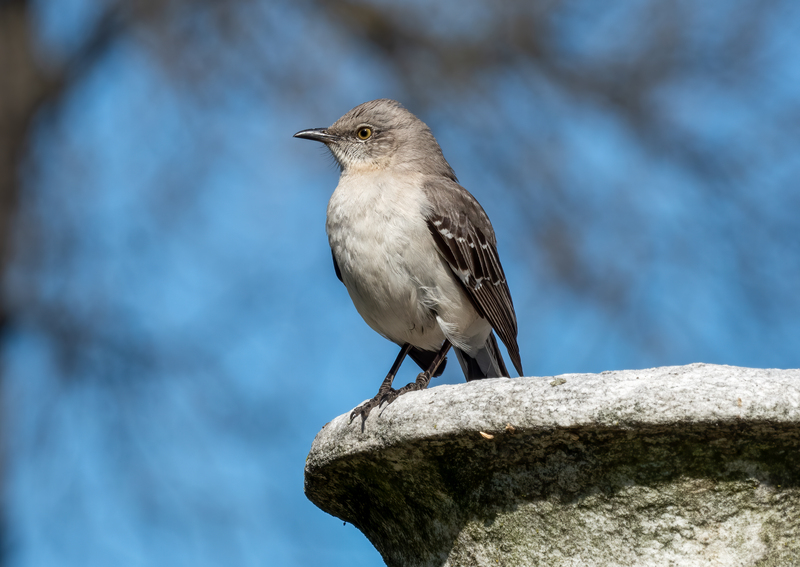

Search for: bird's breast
xmin=325 ymin=172 xmax=448 ymax=348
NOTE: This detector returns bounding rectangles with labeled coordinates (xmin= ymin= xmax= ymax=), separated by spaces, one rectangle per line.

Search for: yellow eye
xmin=356 ymin=127 xmax=373 ymax=140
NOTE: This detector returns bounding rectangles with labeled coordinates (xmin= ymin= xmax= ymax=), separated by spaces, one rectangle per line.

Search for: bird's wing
xmin=422 ymin=179 xmax=523 ymax=376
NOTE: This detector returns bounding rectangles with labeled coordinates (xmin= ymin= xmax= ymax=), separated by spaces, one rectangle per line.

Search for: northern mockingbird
xmin=295 ymin=99 xmax=523 ymax=419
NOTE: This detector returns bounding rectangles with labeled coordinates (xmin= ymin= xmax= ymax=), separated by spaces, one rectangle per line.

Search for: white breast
xmin=326 ymin=169 xmax=483 ymax=352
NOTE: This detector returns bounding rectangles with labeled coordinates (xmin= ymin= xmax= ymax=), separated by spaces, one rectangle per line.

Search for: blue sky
xmin=4 ymin=1 xmax=800 ymax=565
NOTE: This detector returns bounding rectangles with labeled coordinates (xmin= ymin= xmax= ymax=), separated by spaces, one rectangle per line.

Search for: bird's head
xmin=294 ymin=99 xmax=456 ymax=179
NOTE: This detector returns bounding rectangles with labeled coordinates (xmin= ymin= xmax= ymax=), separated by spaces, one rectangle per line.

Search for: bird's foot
xmin=350 ymin=396 xmax=384 ymax=421
xmin=349 ymin=371 xmax=434 ymax=422
xmin=376 ymin=371 xmax=433 ymax=407
xmin=349 ymin=387 xmax=401 ymax=421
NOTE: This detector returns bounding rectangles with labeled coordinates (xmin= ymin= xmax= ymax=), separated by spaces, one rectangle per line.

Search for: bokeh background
xmin=2 ymin=0 xmax=799 ymax=565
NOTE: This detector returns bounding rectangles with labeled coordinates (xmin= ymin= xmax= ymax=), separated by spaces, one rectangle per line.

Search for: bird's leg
xmin=380 ymin=340 xmax=452 ymax=406
xmin=350 ymin=343 xmax=413 ymax=421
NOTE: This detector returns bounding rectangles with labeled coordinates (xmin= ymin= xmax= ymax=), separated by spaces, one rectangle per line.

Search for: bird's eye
xmin=356 ymin=127 xmax=373 ymax=140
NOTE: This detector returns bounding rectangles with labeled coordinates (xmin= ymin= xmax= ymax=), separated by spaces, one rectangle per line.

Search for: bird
xmin=294 ymin=99 xmax=522 ymax=420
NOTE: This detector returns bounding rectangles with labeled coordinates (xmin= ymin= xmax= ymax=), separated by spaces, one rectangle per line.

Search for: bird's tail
xmin=454 ymin=332 xmax=509 ymax=381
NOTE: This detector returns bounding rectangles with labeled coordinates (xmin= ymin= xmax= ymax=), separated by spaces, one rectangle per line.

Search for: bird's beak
xmin=293 ymin=128 xmax=339 ymax=143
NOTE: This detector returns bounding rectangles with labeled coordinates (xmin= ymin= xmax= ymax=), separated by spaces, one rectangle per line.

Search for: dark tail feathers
xmin=454 ymin=332 xmax=509 ymax=381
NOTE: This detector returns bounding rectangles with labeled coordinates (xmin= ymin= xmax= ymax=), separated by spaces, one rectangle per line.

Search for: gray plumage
xmin=295 ymin=99 xmax=522 ymax=418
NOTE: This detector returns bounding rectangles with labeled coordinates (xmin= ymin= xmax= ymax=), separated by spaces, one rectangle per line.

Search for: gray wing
xmin=422 ymin=179 xmax=523 ymax=376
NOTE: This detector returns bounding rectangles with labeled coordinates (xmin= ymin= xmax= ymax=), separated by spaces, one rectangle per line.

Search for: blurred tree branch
xmin=1 ymin=0 xmax=124 ymax=293
xmin=0 ymin=1 xmax=128 ymax=558
xmin=0 ymin=1 xmax=61 ymax=561
xmin=1 ymin=0 xmax=55 ymax=299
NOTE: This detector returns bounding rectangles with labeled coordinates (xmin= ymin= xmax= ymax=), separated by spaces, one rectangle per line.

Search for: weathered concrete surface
xmin=305 ymin=364 xmax=800 ymax=566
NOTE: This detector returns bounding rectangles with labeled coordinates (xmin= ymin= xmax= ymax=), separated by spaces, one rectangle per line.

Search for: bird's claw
xmin=350 ymin=390 xmax=393 ymax=422
xmin=378 ymin=386 xmax=407 ymax=407
xmin=349 ymin=387 xmax=401 ymax=422
xmin=350 ymin=399 xmax=377 ymax=422
xmin=349 ymin=372 xmax=433 ymax=423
